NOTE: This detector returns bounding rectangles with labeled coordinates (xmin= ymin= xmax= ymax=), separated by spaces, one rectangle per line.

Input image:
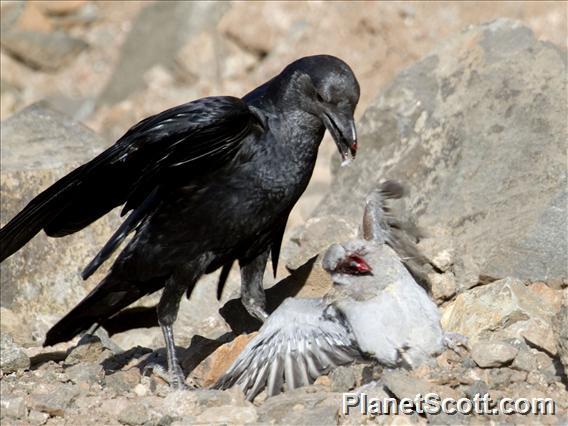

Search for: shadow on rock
xmin=220 ymin=256 xmax=318 ymax=335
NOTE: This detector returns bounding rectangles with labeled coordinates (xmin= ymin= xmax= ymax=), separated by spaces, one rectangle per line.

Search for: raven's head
xmin=256 ymin=55 xmax=360 ymax=165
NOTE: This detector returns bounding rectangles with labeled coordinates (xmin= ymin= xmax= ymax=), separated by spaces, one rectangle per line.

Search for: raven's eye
xmin=315 ymin=92 xmax=324 ymax=102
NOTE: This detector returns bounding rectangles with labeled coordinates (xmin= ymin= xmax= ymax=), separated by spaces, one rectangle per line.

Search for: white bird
xmin=215 ymin=181 xmax=453 ymax=400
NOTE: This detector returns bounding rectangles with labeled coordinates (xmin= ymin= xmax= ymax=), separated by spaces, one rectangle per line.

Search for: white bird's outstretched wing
xmin=214 ymin=298 xmax=362 ymax=400
xmin=363 ymin=180 xmax=431 ymax=292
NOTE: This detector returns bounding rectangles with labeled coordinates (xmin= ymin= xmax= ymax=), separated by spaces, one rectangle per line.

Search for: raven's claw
xmin=143 ymin=362 xmax=190 ymax=390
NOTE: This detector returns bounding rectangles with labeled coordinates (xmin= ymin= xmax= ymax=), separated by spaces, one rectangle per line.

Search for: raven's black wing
xmin=0 ymin=96 xmax=259 ymax=263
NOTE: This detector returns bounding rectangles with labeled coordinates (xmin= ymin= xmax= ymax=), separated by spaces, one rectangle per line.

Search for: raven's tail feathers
xmin=43 ymin=273 xmax=165 ymax=347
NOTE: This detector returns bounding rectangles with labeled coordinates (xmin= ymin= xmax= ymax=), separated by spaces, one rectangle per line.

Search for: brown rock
xmin=471 ymin=341 xmax=518 ymax=368
xmin=527 ymin=282 xmax=563 ymax=313
xmin=105 ymin=369 xmax=142 ymax=394
xmin=1 ymin=104 xmax=120 ymax=342
xmin=191 ymin=333 xmax=257 ymax=387
xmin=429 ymin=271 xmax=457 ymax=302
xmin=1 ymin=30 xmax=88 ymax=72
xmin=65 ymin=338 xmax=110 ymax=365
xmin=520 ymin=317 xmax=557 ymax=356
xmin=218 ymin=2 xmax=310 ymax=55
xmin=14 ymin=2 xmax=53 ymax=33
xmin=175 ymin=31 xmax=258 ymax=85
xmin=441 ymin=278 xmax=557 ymax=343
xmin=31 ymin=1 xmax=87 ymax=16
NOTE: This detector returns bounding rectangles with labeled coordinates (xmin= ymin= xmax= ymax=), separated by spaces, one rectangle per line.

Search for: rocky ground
xmin=1 ymin=2 xmax=567 ymax=425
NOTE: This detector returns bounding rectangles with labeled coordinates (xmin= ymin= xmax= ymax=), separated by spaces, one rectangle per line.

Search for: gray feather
xmin=214 ymin=298 xmax=360 ymax=400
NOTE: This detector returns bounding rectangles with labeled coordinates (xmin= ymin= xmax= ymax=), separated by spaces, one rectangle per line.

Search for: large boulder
xmin=0 ymin=103 xmax=120 ymax=344
xmin=97 ymin=1 xmax=229 ymax=107
xmin=441 ymin=278 xmax=562 ymax=343
xmin=313 ymin=19 xmax=566 ymax=282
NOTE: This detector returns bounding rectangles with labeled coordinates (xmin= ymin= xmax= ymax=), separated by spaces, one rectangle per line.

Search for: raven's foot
xmin=143 ymin=362 xmax=191 ymax=390
xmin=157 ymin=324 xmax=192 ymax=390
xmin=245 ymin=302 xmax=269 ymax=323
xmin=443 ymin=332 xmax=469 ymax=355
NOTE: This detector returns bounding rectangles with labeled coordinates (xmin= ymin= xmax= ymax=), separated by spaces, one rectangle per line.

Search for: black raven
xmin=0 ymin=55 xmax=360 ymax=389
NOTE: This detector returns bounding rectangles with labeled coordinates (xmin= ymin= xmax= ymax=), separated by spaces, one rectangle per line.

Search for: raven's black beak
xmin=321 ymin=106 xmax=357 ymax=166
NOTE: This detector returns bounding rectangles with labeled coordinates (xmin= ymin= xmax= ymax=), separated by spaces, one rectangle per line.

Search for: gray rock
xmin=453 ymin=254 xmax=481 ymax=291
xmin=0 ymin=103 xmax=120 ymax=342
xmin=117 ymin=401 xmax=150 ymax=426
xmin=329 ymin=365 xmax=358 ymax=392
xmin=471 ymin=341 xmax=518 ymax=368
xmin=284 ymin=214 xmax=358 ymax=270
xmin=98 ymin=1 xmax=229 ymax=106
xmin=160 ymin=388 xmax=248 ymax=418
xmin=465 ymin=380 xmax=489 ymax=399
xmin=381 ymin=369 xmax=431 ymax=400
xmin=520 ymin=317 xmax=557 ymax=356
xmin=65 ymin=363 xmax=104 ymax=385
xmin=195 ymin=405 xmax=258 ymax=424
xmin=0 ymin=333 xmax=30 ymax=373
xmin=315 ymin=19 xmax=567 ymax=282
xmin=98 ymin=397 xmax=129 ymax=420
xmin=105 ymin=369 xmax=142 ymax=394
xmin=0 ymin=395 xmax=26 ymax=419
xmin=512 ymin=347 xmax=540 ymax=372
xmin=486 ymin=367 xmax=518 ymax=388
xmin=257 ymin=387 xmax=341 ymax=425
xmin=553 ymin=301 xmax=568 ymax=371
xmin=1 ymin=31 xmax=88 ymax=72
xmin=28 ymin=410 xmax=49 ymax=425
xmin=29 ymin=384 xmax=80 ymax=417
xmin=512 ymin=347 xmax=553 ymax=373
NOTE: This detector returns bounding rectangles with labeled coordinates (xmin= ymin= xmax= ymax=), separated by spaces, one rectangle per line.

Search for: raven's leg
xmin=156 ymin=263 xmax=204 ymax=390
xmin=240 ymin=249 xmax=270 ymax=322
xmin=159 ymin=323 xmax=187 ymax=390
